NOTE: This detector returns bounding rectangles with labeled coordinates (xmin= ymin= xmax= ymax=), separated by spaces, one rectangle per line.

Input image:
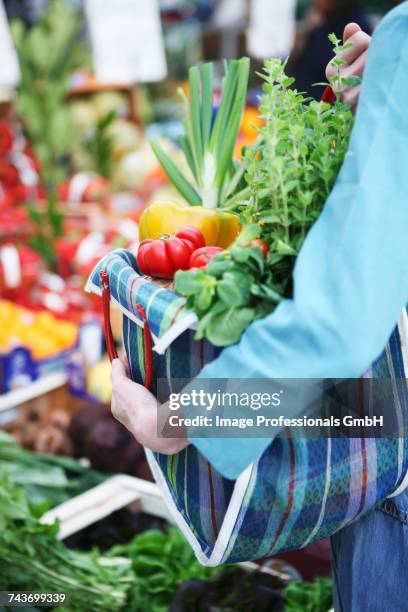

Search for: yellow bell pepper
xmin=138 ymin=201 xmax=240 ymax=248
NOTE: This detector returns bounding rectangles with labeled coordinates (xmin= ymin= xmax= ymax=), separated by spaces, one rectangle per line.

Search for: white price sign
xmin=0 ymin=1 xmax=20 ymax=89
xmin=247 ymin=0 xmax=296 ymax=59
xmin=85 ymin=0 xmax=167 ymax=84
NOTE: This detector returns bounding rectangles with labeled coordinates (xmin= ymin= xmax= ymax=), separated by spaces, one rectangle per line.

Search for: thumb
xmin=111 ymin=357 xmax=128 ymax=382
xmin=344 ymin=22 xmax=361 ymax=42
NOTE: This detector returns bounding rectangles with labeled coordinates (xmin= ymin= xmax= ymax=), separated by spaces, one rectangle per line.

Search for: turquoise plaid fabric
xmin=88 ymin=250 xmax=408 ymax=565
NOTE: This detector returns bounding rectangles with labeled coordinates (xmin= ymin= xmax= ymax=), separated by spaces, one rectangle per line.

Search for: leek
xmin=150 ymin=58 xmax=250 ymax=209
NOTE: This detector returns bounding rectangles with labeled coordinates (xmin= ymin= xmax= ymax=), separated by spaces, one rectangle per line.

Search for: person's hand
xmin=326 ymin=23 xmax=371 ymax=110
xmin=110 ymin=358 xmax=189 ymax=455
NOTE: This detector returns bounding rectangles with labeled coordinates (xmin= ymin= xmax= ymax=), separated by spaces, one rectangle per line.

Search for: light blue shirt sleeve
xmin=190 ymin=3 xmax=408 ymax=479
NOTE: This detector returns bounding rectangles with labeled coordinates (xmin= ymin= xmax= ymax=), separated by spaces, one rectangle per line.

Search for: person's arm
xmin=190 ymin=7 xmax=408 ymax=477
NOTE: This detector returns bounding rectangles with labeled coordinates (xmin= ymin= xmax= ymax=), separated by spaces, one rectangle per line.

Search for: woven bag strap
xmin=100 ymin=269 xmax=154 ymax=390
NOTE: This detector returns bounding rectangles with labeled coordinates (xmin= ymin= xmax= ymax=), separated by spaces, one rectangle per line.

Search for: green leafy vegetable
xmin=0 ymin=473 xmax=132 ymax=611
xmin=110 ymin=528 xmax=220 ymax=612
xmin=283 ymin=577 xmax=333 ymax=612
xmin=175 ymin=230 xmax=281 ymax=347
xmin=0 ymin=432 xmax=105 ymax=508
xmin=242 ymin=57 xmax=353 ymax=295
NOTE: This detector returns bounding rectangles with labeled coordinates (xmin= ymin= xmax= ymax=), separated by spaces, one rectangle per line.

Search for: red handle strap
xmin=100 ymin=270 xmax=118 ymax=362
xmin=99 ymin=269 xmax=154 ymax=390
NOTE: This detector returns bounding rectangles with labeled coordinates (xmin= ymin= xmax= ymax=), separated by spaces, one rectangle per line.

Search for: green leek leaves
xmin=150 ymin=58 xmax=250 ymax=209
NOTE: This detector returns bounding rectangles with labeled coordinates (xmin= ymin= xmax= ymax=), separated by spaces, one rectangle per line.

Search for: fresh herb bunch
xmin=175 ymin=225 xmax=280 ymax=346
xmin=0 ymin=473 xmax=132 ymax=611
xmin=241 ymin=57 xmax=353 ymax=296
xmin=110 ymin=527 xmax=220 ymax=612
xmin=327 ymin=33 xmax=363 ymax=98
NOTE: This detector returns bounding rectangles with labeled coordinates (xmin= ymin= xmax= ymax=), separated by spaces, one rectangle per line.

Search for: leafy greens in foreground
xmin=0 ymin=471 xmax=224 ymax=611
xmin=110 ymin=528 xmax=220 ymax=612
xmin=283 ymin=577 xmax=333 ymax=612
xmin=0 ymin=473 xmax=131 ymax=611
xmin=0 ymin=431 xmax=105 ymax=508
xmin=175 ymin=226 xmax=278 ymax=346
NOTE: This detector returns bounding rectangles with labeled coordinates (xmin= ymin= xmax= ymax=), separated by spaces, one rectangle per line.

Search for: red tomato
xmin=189 ymin=246 xmax=224 ymax=269
xmin=174 ymin=227 xmax=205 ymax=250
xmin=249 ymin=238 xmax=269 ymax=257
xmin=137 ymin=227 xmax=206 ymax=279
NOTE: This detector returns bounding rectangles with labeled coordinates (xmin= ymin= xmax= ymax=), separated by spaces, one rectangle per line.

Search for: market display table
xmin=0 ymin=372 xmax=68 ymax=413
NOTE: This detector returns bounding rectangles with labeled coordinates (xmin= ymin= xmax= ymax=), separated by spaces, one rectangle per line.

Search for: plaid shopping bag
xmin=86 ymin=249 xmax=408 ymax=565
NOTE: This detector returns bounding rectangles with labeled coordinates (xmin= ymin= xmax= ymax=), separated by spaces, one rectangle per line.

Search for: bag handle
xmin=100 ymin=270 xmax=118 ymax=362
xmin=99 ymin=269 xmax=154 ymax=390
xmin=135 ymin=303 xmax=154 ymax=391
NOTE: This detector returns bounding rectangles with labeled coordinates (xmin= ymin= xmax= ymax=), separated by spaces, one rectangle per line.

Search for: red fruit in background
xmin=58 ymin=174 xmax=110 ymax=203
xmin=0 ymin=209 xmax=29 ymax=244
xmin=0 ymin=244 xmax=42 ymax=295
xmin=82 ymin=177 xmax=109 ymax=202
xmin=137 ymin=226 xmax=206 ymax=279
xmin=58 ymin=182 xmax=70 ymax=202
xmin=36 ymin=184 xmax=47 ymax=199
xmin=14 ymin=246 xmax=42 ymax=286
xmin=189 ymin=246 xmax=224 ymax=269
xmin=0 ymin=121 xmax=14 ymax=156
xmin=11 ymin=183 xmax=29 ymax=203
xmin=55 ymin=237 xmax=81 ymax=279
xmin=0 ymin=160 xmax=19 ymax=186
xmin=0 ymin=185 xmax=14 ymax=210
xmin=24 ymin=146 xmax=42 ymax=172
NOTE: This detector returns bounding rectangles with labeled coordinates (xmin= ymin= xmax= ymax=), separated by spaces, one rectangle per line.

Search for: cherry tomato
xmin=249 ymin=238 xmax=269 ymax=257
xmin=189 ymin=246 xmax=224 ymax=269
xmin=175 ymin=227 xmax=205 ymax=250
xmin=137 ymin=226 xmax=206 ymax=279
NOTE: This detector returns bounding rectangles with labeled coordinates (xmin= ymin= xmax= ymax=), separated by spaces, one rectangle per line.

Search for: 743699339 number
xmin=0 ymin=592 xmax=68 ymax=607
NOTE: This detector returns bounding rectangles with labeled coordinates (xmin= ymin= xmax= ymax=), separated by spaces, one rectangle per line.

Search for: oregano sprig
xmin=328 ymin=33 xmax=363 ymax=100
